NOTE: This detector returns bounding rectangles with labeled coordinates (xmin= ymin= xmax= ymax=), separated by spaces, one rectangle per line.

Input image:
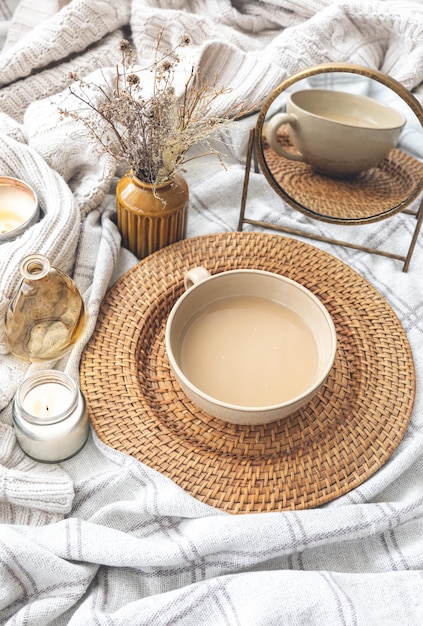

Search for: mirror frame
xmin=255 ymin=62 xmax=423 ymax=225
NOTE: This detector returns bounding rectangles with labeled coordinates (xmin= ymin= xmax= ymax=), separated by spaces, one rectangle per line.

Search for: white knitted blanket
xmin=1 ymin=0 xmax=423 ymax=624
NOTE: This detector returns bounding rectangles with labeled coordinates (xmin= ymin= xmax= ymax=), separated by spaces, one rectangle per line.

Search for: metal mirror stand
xmin=237 ymin=63 xmax=423 ymax=272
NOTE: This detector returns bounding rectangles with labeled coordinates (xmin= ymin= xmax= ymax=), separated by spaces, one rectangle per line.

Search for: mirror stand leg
xmin=403 ymin=196 xmax=423 ymax=272
xmin=237 ymin=128 xmax=255 ymax=232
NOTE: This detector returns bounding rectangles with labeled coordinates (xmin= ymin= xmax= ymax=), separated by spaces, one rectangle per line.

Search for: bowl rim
xmin=165 ymin=268 xmax=337 ymax=413
xmin=290 ymin=89 xmax=406 ymax=131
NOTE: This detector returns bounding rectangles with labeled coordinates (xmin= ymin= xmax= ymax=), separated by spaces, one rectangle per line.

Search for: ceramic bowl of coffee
xmin=165 ymin=267 xmax=337 ymax=425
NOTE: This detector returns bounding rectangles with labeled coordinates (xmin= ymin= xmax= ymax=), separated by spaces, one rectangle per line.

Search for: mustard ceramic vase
xmin=116 ymin=172 xmax=189 ymax=259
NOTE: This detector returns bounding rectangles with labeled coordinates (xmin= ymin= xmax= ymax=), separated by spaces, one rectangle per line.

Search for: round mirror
xmin=256 ymin=63 xmax=423 ymax=224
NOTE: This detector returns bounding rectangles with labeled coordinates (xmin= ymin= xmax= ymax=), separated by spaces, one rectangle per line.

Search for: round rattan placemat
xmin=261 ymin=130 xmax=423 ymax=223
xmin=80 ymin=232 xmax=415 ymax=514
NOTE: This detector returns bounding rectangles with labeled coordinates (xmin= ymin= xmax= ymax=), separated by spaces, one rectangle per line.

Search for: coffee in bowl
xmin=265 ymin=89 xmax=406 ymax=178
xmin=165 ymin=267 xmax=337 ymax=425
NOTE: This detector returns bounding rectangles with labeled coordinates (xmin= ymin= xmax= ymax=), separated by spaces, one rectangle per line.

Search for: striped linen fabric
xmin=0 ymin=0 xmax=423 ymax=623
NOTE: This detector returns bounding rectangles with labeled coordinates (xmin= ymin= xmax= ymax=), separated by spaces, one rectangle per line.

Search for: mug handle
xmin=265 ymin=112 xmax=306 ymax=162
xmin=184 ymin=266 xmax=211 ymax=290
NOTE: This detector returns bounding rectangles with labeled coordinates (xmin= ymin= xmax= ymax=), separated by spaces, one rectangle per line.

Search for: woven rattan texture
xmin=262 ymin=130 xmax=423 ymax=221
xmin=80 ymin=232 xmax=415 ymax=514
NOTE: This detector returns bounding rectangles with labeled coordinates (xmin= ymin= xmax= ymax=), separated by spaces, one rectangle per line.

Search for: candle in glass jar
xmin=0 ymin=177 xmax=39 ymax=242
xmin=13 ymin=370 xmax=89 ymax=463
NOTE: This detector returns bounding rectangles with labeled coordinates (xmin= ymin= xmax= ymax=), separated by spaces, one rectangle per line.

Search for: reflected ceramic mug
xmin=265 ymin=89 xmax=406 ymax=178
xmin=165 ymin=267 xmax=337 ymax=425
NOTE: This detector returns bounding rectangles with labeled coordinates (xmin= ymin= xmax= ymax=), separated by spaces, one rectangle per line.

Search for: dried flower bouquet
xmin=61 ymin=31 xmax=255 ymax=186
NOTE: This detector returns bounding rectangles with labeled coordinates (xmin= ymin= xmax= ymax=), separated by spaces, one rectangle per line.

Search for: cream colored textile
xmin=0 ymin=423 xmax=74 ymax=523
xmin=0 ymin=1 xmax=423 ymax=624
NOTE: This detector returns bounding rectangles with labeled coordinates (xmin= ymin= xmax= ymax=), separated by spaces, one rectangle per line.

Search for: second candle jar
xmin=13 ymin=370 xmax=89 ymax=462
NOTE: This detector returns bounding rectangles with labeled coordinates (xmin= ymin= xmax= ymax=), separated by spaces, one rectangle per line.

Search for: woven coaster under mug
xmin=262 ymin=131 xmax=423 ymax=222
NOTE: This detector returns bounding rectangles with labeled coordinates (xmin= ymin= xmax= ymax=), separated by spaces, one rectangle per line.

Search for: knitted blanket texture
xmin=1 ymin=0 xmax=423 ymax=624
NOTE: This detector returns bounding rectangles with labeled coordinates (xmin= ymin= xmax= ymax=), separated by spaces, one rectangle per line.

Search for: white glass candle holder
xmin=13 ymin=370 xmax=89 ymax=463
xmin=0 ymin=176 xmax=39 ymax=243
